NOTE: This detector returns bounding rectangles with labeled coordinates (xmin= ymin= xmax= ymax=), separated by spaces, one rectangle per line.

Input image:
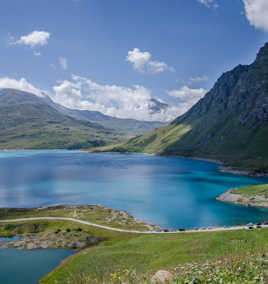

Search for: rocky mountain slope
xmin=116 ymin=43 xmax=268 ymax=173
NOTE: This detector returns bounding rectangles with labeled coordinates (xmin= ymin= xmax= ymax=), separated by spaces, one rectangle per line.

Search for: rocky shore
xmin=217 ymin=190 xmax=268 ymax=208
xmin=0 ymin=205 xmax=163 ymax=250
xmin=1 ymin=226 xmax=104 ymax=250
xmin=220 ymin=166 xmax=268 ymax=177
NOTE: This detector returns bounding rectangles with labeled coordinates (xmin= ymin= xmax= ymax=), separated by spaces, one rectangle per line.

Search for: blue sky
xmin=0 ymin=0 xmax=267 ymax=121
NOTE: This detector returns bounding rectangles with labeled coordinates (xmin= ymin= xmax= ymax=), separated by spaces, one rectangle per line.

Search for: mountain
xmin=148 ymin=98 xmax=169 ymax=114
xmin=116 ymin=43 xmax=268 ymax=173
xmin=0 ymin=88 xmax=121 ymax=149
xmin=43 ymin=96 xmax=166 ymax=136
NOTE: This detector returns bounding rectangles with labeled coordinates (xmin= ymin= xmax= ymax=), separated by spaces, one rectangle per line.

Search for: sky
xmin=0 ymin=0 xmax=268 ymax=121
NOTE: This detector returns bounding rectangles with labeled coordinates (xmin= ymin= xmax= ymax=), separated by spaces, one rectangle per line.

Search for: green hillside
xmin=115 ymin=43 xmax=268 ymax=173
xmin=1 ymin=206 xmax=268 ymax=283
xmin=45 ymin=96 xmax=166 ymax=137
xmin=0 ymin=89 xmax=121 ymax=149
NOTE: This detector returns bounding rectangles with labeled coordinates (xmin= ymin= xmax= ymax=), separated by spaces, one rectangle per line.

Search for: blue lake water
xmin=0 ymin=150 xmax=268 ymax=228
xmin=0 ymin=242 xmax=73 ymax=284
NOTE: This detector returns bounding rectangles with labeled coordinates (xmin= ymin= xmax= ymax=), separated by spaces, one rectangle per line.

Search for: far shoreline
xmin=1 ymin=148 xmax=267 ymax=178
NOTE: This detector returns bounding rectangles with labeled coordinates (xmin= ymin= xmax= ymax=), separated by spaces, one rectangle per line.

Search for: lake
xmin=0 ymin=239 xmax=73 ymax=284
xmin=0 ymin=150 xmax=268 ymax=228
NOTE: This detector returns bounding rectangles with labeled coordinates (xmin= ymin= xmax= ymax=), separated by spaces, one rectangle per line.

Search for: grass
xmin=111 ymin=123 xmax=192 ymax=154
xmin=0 ymin=89 xmax=124 ymax=150
xmin=0 ymin=122 xmax=122 ymax=150
xmin=0 ymin=205 xmax=159 ymax=231
xmin=232 ymin=184 xmax=268 ymax=197
xmin=40 ymin=228 xmax=268 ymax=283
xmin=0 ymin=220 xmax=135 ymax=248
xmin=2 ymin=206 xmax=268 ymax=283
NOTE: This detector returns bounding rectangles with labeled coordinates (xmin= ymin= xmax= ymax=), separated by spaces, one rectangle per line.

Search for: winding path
xmin=0 ymin=217 xmax=267 ymax=234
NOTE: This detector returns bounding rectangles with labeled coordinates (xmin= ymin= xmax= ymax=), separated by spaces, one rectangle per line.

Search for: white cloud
xmin=126 ymin=48 xmax=175 ymax=74
xmin=0 ymin=77 xmax=46 ymax=97
xmin=14 ymin=31 xmax=51 ymax=48
xmin=167 ymin=86 xmax=207 ymax=115
xmin=52 ymin=75 xmax=179 ymax=121
xmin=198 ymin=0 xmax=219 ymax=8
xmin=59 ymin=57 xmax=68 ymax=70
xmin=242 ymin=0 xmax=268 ymax=31
xmin=0 ymin=76 xmax=207 ymax=122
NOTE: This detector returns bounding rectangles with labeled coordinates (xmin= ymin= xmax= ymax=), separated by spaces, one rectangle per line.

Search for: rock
xmin=68 ymin=242 xmax=76 ymax=248
xmin=151 ymin=270 xmax=174 ymax=283
xmin=40 ymin=241 xmax=53 ymax=249
xmin=13 ymin=241 xmax=25 ymax=247
xmin=26 ymin=243 xmax=37 ymax=250
xmin=74 ymin=241 xmax=86 ymax=248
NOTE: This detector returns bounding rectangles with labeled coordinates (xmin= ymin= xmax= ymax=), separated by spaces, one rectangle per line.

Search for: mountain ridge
xmin=0 ymin=88 xmax=166 ymax=149
xmin=43 ymin=95 xmax=166 ymax=136
xmin=0 ymin=88 xmax=119 ymax=149
xmin=114 ymin=43 xmax=268 ymax=173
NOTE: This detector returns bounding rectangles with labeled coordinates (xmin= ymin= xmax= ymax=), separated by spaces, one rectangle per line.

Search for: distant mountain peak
xmin=149 ymin=98 xmax=169 ymax=114
xmin=119 ymin=43 xmax=268 ymax=173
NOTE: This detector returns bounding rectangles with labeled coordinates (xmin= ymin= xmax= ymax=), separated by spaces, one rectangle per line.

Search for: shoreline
xmin=0 ymin=205 xmax=163 ymax=250
xmin=1 ymin=148 xmax=267 ymax=177
xmin=154 ymin=154 xmax=268 ymax=177
xmin=105 ymin=150 xmax=268 ymax=178
xmin=219 ymin=166 xmax=268 ymax=177
xmin=1 ymin=204 xmax=268 ymax=235
xmin=217 ymin=188 xmax=268 ymax=208
xmin=1 ymin=215 xmax=268 ymax=238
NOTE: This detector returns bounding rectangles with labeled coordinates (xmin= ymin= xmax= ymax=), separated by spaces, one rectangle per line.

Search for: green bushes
xmin=3 ymin=224 xmax=15 ymax=231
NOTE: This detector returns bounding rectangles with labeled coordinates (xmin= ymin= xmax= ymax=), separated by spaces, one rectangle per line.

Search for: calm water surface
xmin=0 ymin=150 xmax=268 ymax=228
xmin=0 ymin=241 xmax=73 ymax=284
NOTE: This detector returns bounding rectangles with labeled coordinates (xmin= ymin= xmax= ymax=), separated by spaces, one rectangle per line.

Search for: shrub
xmin=3 ymin=224 xmax=15 ymax=231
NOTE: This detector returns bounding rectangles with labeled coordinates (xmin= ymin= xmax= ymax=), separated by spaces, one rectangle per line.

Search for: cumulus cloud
xmin=52 ymin=75 xmax=180 ymax=121
xmin=198 ymin=0 xmax=219 ymax=8
xmin=13 ymin=31 xmax=51 ymax=48
xmin=0 ymin=77 xmax=46 ymax=97
xmin=167 ymin=86 xmax=207 ymax=115
xmin=0 ymin=76 xmax=207 ymax=122
xmin=242 ymin=0 xmax=268 ymax=31
xmin=126 ymin=48 xmax=175 ymax=74
xmin=59 ymin=57 xmax=68 ymax=70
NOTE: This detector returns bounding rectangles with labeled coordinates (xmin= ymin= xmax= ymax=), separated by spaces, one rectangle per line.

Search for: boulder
xmin=151 ymin=270 xmax=174 ymax=283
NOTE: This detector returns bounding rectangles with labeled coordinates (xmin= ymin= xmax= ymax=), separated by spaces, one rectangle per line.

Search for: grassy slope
xmin=1 ymin=206 xmax=268 ymax=283
xmin=113 ymin=123 xmax=192 ymax=154
xmin=111 ymin=45 xmax=268 ymax=173
xmin=232 ymin=184 xmax=268 ymax=197
xmin=0 ymin=89 xmax=123 ymax=149
xmin=41 ymin=228 xmax=268 ymax=283
xmin=114 ymin=110 xmax=268 ymax=173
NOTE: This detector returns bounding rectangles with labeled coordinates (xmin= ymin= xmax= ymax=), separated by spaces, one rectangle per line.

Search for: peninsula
xmin=217 ymin=184 xmax=268 ymax=208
